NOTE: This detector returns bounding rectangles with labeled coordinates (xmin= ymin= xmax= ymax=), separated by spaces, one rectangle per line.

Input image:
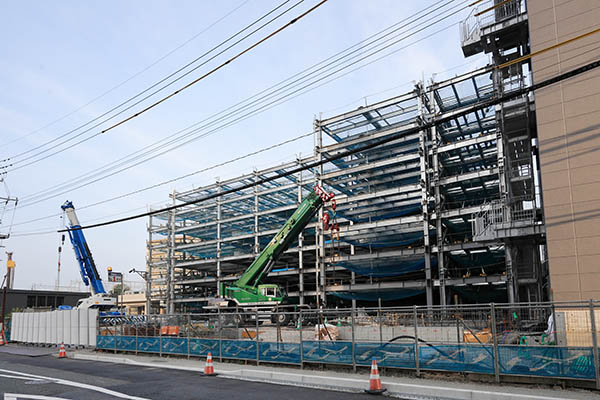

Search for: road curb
xmin=71 ymin=353 xmax=573 ymax=400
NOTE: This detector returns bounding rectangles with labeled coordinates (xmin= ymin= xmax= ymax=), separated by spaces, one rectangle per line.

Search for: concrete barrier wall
xmin=11 ymin=309 xmax=98 ymax=347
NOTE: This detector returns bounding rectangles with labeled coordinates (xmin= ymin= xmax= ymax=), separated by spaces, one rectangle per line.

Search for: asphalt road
xmin=0 ymin=352 xmax=374 ymax=400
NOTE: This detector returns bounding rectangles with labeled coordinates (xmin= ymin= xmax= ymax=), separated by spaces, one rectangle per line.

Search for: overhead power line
xmin=5 ymin=0 xmax=457 ymax=176
xmin=10 ymin=131 xmax=313 ymax=228
xmin=13 ymin=0 xmax=465 ymax=208
xmin=57 ymin=59 xmax=600 ymax=232
xmin=1 ymin=0 xmax=300 ymax=168
xmin=0 ymin=0 xmax=250 ymax=149
xmin=8 ymin=51 xmax=592 ymax=235
xmin=10 ymin=49 xmax=600 ymax=235
xmin=2 ymin=0 xmax=321 ymax=171
xmin=101 ymin=0 xmax=329 ymax=133
xmin=11 ymin=58 xmax=492 ymax=230
xmin=31 ymin=3 xmax=597 ymax=210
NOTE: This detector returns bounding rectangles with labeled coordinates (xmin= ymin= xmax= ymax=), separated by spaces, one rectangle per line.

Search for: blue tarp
xmin=343 ymin=231 xmax=432 ymax=249
xmin=331 ymin=289 xmax=424 ymax=302
xmin=334 ymin=256 xmax=434 ymax=277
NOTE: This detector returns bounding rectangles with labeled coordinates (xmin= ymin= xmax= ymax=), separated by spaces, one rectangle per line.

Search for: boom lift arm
xmin=221 ymin=185 xmax=334 ymax=306
xmin=61 ymin=201 xmax=106 ymax=295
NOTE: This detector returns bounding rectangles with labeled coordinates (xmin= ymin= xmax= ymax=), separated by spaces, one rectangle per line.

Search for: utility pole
xmin=5 ymin=253 xmax=14 ymax=289
xmin=1 ymin=275 xmax=6 ymax=344
xmin=130 ymin=268 xmax=150 ymax=315
xmin=1 ymin=266 xmax=8 ymax=344
xmin=0 ymin=175 xmax=18 ymax=240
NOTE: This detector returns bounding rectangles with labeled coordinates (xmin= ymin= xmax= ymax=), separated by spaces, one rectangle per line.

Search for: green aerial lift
xmin=215 ymin=185 xmax=335 ymax=322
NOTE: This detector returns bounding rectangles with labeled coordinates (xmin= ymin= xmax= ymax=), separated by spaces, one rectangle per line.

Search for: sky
xmin=0 ymin=0 xmax=488 ymax=291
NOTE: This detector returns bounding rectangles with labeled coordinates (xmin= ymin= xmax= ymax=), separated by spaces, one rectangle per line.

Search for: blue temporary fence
xmin=498 ymin=345 xmax=595 ymax=379
xmin=96 ymin=335 xmax=597 ymax=381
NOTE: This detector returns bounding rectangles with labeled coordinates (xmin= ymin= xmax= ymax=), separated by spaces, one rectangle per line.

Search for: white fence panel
xmin=39 ymin=312 xmax=46 ymax=343
xmin=57 ymin=310 xmax=64 ymax=344
xmin=79 ymin=308 xmax=88 ymax=346
xmin=11 ymin=310 xmax=99 ymax=347
xmin=50 ymin=310 xmax=58 ymax=344
xmin=10 ymin=314 xmax=19 ymax=341
xmin=27 ymin=313 xmax=33 ymax=343
xmin=89 ymin=309 xmax=98 ymax=347
xmin=33 ymin=313 xmax=39 ymax=343
xmin=21 ymin=313 xmax=25 ymax=342
xmin=11 ymin=313 xmax=19 ymax=341
xmin=10 ymin=313 xmax=16 ymax=341
xmin=70 ymin=309 xmax=79 ymax=346
xmin=19 ymin=313 xmax=25 ymax=342
xmin=44 ymin=312 xmax=52 ymax=344
xmin=62 ymin=310 xmax=71 ymax=345
xmin=42 ymin=312 xmax=48 ymax=344
xmin=22 ymin=313 xmax=27 ymax=342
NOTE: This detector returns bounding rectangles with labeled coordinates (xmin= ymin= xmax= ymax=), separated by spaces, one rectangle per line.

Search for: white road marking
xmin=5 ymin=394 xmax=67 ymax=400
xmin=0 ymin=368 xmax=149 ymax=400
xmin=0 ymin=374 xmax=46 ymax=381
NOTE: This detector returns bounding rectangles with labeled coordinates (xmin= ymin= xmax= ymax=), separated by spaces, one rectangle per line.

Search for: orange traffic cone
xmin=0 ymin=330 xmax=5 ymax=346
xmin=365 ymin=358 xmax=386 ymax=395
xmin=204 ymin=352 xmax=216 ymax=376
xmin=58 ymin=342 xmax=67 ymax=359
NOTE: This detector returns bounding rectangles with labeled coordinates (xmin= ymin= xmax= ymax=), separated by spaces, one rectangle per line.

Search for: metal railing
xmin=472 ymin=199 xmax=537 ymax=240
xmin=97 ymin=301 xmax=600 ymax=387
xmin=460 ymin=0 xmax=527 ymax=46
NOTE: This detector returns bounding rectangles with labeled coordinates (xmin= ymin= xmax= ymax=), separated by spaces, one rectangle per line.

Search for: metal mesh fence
xmin=96 ymin=301 xmax=600 ymax=384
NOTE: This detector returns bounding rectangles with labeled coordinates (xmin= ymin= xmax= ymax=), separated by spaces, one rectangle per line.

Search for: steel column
xmin=491 ymin=303 xmax=500 ymax=383
xmin=590 ymin=300 xmax=600 ymax=389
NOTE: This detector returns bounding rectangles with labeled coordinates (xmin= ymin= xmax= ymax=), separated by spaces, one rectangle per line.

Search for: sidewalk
xmin=71 ymin=349 xmax=599 ymax=400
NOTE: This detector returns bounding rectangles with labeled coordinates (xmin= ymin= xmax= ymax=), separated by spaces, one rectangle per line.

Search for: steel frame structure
xmin=147 ymin=0 xmax=547 ymax=312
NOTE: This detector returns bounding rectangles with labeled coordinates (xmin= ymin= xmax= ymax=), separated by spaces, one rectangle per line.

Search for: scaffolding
xmin=147 ymin=0 xmax=547 ymax=312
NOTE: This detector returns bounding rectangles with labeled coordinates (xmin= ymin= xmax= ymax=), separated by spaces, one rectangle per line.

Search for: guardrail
xmin=460 ymin=0 xmax=527 ymax=47
xmin=96 ymin=301 xmax=600 ymax=387
xmin=472 ymin=200 xmax=538 ymax=240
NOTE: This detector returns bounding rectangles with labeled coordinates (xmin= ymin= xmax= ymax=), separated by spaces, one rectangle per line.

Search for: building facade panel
xmin=529 ymin=0 xmax=600 ymax=301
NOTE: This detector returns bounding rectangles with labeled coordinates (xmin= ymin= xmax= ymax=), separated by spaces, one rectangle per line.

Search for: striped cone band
xmin=205 ymin=352 xmax=215 ymax=374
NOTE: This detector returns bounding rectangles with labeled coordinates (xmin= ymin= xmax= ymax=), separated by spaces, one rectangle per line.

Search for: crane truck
xmin=211 ymin=185 xmax=335 ymax=324
xmin=61 ymin=201 xmax=116 ymax=311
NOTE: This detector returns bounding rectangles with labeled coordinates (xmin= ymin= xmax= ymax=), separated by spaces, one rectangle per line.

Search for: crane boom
xmin=221 ymin=185 xmax=334 ymax=307
xmin=61 ymin=201 xmax=106 ymax=295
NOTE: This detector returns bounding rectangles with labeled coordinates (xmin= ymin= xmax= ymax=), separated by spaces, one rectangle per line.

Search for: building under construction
xmin=146 ymin=0 xmax=600 ymax=312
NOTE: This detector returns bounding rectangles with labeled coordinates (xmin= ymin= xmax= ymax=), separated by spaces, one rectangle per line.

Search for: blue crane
xmin=61 ymin=201 xmax=106 ymax=294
